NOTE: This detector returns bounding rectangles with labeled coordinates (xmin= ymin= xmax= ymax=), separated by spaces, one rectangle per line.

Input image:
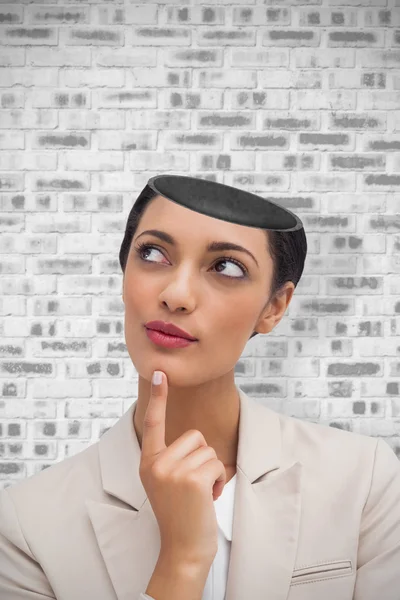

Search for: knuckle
xmin=189 ymin=429 xmax=205 ymax=444
xmin=207 ymin=446 xmax=217 ymax=459
xmin=198 ymin=445 xmax=216 ymax=461
xmin=150 ymin=461 xmax=165 ymax=479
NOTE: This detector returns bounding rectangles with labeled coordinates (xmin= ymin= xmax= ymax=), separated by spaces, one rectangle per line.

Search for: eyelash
xmin=134 ymin=241 xmax=248 ymax=279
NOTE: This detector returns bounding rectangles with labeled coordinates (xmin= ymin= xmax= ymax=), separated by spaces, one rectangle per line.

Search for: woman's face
xmin=122 ymin=194 xmax=290 ymax=388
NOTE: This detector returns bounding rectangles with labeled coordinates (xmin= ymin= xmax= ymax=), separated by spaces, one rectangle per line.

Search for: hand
xmin=138 ymin=370 xmax=227 ymax=567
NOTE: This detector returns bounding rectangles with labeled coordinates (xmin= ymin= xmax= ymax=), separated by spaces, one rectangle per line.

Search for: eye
xmin=134 ymin=242 xmax=248 ymax=279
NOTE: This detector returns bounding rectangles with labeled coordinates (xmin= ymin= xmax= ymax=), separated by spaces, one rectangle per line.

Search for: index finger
xmin=141 ymin=371 xmax=167 ymax=459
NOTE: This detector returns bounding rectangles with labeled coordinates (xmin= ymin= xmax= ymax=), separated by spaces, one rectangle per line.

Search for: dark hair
xmin=119 ymin=184 xmax=307 ymax=340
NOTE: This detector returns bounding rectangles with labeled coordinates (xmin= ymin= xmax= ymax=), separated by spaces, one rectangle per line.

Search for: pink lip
xmin=145 ymin=327 xmax=197 ymax=349
xmin=145 ymin=320 xmax=198 ymax=341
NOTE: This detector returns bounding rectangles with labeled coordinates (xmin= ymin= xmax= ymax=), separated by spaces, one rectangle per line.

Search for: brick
xmin=25 ymin=5 xmax=88 ymax=24
xmin=131 ymin=27 xmax=190 ymax=46
xmin=328 ymin=153 xmax=386 ymax=169
xmin=260 ymin=152 xmax=320 ymax=171
xmin=328 ymin=111 xmax=387 ymax=130
xmin=166 ymin=6 xmax=225 ymax=25
xmin=363 ymin=9 xmax=396 ymax=26
xmin=328 ymin=30 xmax=384 ymax=46
xmin=358 ymin=49 xmax=400 ymax=68
xmin=198 ymin=28 xmax=255 ymax=46
xmin=329 ymin=70 xmax=386 ymax=88
xmin=196 ymin=151 xmax=255 ymax=171
xmin=329 ymin=0 xmax=388 ymax=6
xmin=162 ymin=131 xmax=223 ymax=150
xmin=95 ymin=47 xmax=157 ymax=67
xmin=98 ymin=131 xmax=156 ymax=150
xmin=0 ymin=5 xmax=23 ymax=24
xmin=231 ymin=48 xmax=289 ymax=67
xmin=325 ymin=318 xmax=384 ymax=338
xmin=63 ymin=68 xmax=124 ymax=87
xmin=129 ymin=109 xmax=190 ymax=130
xmin=3 ymin=27 xmax=57 ymax=45
xmin=363 ymin=174 xmax=400 ymax=189
xmin=292 ymin=90 xmax=356 ymax=110
xmin=164 ymin=49 xmax=223 ymax=67
xmin=226 ymin=171 xmax=290 ymax=192
xmin=325 ymin=232 xmax=386 ymax=253
xmin=1 ymin=0 xmax=400 ymax=483
xmin=358 ymin=91 xmax=400 ymax=109
xmin=259 ymin=69 xmax=322 ymax=88
xmin=64 ymin=151 xmax=123 ymax=171
xmin=293 ymin=48 xmax=355 ymax=68
xmin=62 ymin=27 xmax=123 ymax=46
xmin=327 ymin=276 xmax=384 ymax=295
xmin=0 ymin=48 xmax=24 ymax=66
xmin=197 ymin=111 xmax=255 ymax=128
xmin=262 ymin=29 xmax=320 ymax=47
xmin=293 ymin=338 xmax=353 ymax=357
xmin=232 ymin=89 xmax=289 ymax=109
xmin=0 ymin=110 xmax=57 ymax=129
xmin=162 ymin=89 xmax=223 ymax=109
xmin=32 ymin=131 xmax=91 ymax=150
xmin=306 ymin=256 xmax=357 ymax=274
xmin=97 ymin=89 xmax=157 ymax=109
xmin=233 ymin=6 xmax=290 ymax=26
xmin=365 ymin=136 xmax=400 ymax=151
xmin=263 ymin=111 xmax=321 ymax=130
xmin=128 ymin=151 xmax=189 ymax=171
xmin=298 ymin=132 xmax=354 ymax=149
xmin=297 ymin=8 xmax=358 ymax=26
xmin=0 ymin=68 xmax=58 ymax=87
xmin=297 ymin=172 xmax=356 ymax=191
xmin=27 ymin=47 xmax=91 ymax=67
xmin=129 ymin=67 xmax=191 ymax=88
xmin=0 ymin=150 xmax=56 ymax=170
xmin=197 ymin=69 xmax=256 ymax=88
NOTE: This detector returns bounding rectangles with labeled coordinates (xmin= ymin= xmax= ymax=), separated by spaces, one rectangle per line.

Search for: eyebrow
xmin=135 ymin=229 xmax=259 ymax=268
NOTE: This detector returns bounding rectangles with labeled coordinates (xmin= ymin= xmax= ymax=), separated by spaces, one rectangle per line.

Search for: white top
xmin=139 ymin=473 xmax=237 ymax=600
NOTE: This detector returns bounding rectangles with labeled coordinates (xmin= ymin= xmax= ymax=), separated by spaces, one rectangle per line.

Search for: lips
xmin=145 ymin=320 xmax=198 ymax=341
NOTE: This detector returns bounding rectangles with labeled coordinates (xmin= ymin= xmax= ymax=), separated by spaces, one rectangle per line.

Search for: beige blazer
xmin=1 ymin=385 xmax=400 ymax=600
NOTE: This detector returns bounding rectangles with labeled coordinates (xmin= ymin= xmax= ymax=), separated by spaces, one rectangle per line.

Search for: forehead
xmin=138 ymin=194 xmax=267 ymax=248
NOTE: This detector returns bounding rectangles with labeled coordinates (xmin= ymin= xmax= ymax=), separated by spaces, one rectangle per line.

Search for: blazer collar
xmin=86 ymin=385 xmax=303 ymax=600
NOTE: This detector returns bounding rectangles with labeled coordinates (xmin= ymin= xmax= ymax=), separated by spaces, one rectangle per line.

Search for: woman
xmin=0 ymin=175 xmax=399 ymax=600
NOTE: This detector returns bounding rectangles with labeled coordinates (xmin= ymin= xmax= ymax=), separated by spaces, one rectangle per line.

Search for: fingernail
xmin=152 ymin=371 xmax=162 ymax=385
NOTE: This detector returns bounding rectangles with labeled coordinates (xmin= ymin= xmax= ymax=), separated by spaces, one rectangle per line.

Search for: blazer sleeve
xmin=353 ymin=437 xmax=400 ymax=600
xmin=0 ymin=487 xmax=56 ymax=599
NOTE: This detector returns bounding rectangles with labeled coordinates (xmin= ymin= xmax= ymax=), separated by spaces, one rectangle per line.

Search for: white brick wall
xmin=1 ymin=0 xmax=400 ymax=489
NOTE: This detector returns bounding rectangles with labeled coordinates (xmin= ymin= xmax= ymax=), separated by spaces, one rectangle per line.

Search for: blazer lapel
xmin=86 ymin=386 xmax=303 ymax=600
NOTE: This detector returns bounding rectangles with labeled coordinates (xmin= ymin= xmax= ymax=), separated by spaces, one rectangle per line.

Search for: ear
xmin=254 ymin=283 xmax=295 ymax=335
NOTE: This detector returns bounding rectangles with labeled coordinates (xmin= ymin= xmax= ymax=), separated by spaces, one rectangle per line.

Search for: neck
xmin=133 ymin=373 xmax=240 ymax=470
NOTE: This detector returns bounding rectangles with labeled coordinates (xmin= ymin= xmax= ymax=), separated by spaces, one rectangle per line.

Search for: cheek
xmin=212 ymin=294 xmax=258 ymax=337
xmin=123 ymin=272 xmax=152 ymax=311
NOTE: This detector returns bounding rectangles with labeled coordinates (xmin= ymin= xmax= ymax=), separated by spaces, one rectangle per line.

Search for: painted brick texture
xmin=1 ymin=0 xmax=400 ymax=489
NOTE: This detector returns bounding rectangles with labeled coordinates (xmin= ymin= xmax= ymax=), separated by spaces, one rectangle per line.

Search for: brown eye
xmin=134 ymin=242 xmax=248 ymax=279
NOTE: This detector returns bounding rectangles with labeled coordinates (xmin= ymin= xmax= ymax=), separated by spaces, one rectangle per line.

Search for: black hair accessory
xmin=146 ymin=174 xmax=304 ymax=233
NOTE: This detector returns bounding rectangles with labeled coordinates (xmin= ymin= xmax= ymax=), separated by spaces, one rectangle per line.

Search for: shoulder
xmin=276 ymin=410 xmax=385 ymax=478
xmin=280 ymin=410 xmax=379 ymax=454
xmin=0 ymin=439 xmax=101 ymax=524
xmin=263 ymin=410 xmax=400 ymax=527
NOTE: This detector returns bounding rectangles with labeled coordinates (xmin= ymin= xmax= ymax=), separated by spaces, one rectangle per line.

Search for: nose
xmin=158 ymin=267 xmax=198 ymax=313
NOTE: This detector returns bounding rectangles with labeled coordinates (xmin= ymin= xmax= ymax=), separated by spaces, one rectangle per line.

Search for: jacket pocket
xmin=290 ymin=559 xmax=353 ymax=586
